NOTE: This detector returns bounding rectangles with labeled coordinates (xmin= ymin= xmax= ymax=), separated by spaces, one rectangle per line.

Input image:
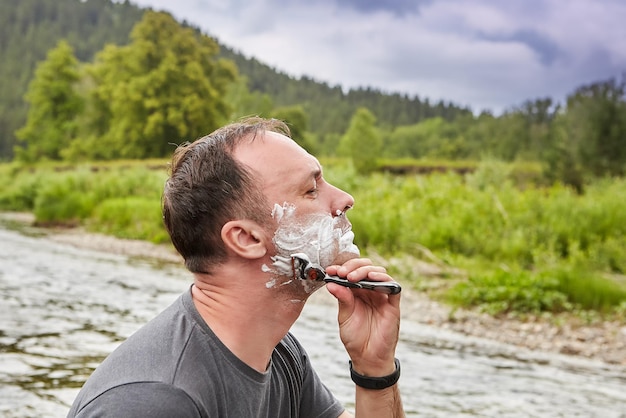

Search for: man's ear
xmin=221 ymin=220 xmax=268 ymax=259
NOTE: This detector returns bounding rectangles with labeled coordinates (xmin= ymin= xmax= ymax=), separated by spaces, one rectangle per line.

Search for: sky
xmin=127 ymin=0 xmax=626 ymax=114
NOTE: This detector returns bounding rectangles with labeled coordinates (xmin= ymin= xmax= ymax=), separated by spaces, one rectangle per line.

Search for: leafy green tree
xmin=15 ymin=40 xmax=83 ymax=162
xmin=225 ymin=75 xmax=274 ymax=120
xmin=542 ymin=77 xmax=626 ymax=192
xmin=504 ymin=98 xmax=556 ymax=161
xmin=68 ymin=11 xmax=237 ymax=159
xmin=338 ymin=108 xmax=382 ymax=174
xmin=564 ymin=77 xmax=626 ymax=178
xmin=401 ymin=118 xmax=446 ymax=158
xmin=543 ymin=112 xmax=585 ymax=193
xmin=318 ymin=132 xmax=342 ymax=156
xmin=270 ymin=105 xmax=318 ymax=153
xmin=385 ymin=117 xmax=467 ymax=159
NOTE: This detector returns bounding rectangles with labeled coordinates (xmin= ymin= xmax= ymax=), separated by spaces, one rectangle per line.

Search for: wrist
xmin=349 ymin=358 xmax=401 ymax=390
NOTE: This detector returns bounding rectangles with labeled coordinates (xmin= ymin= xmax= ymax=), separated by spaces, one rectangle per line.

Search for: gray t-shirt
xmin=68 ymin=287 xmax=344 ymax=418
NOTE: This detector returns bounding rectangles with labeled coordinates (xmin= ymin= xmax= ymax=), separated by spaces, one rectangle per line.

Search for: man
xmin=68 ymin=117 xmax=404 ymax=417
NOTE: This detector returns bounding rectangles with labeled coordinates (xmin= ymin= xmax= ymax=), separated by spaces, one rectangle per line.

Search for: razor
xmin=291 ymin=253 xmax=401 ymax=295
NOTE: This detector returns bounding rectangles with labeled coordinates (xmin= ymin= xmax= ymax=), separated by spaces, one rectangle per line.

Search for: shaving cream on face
xmin=264 ymin=202 xmax=360 ymax=293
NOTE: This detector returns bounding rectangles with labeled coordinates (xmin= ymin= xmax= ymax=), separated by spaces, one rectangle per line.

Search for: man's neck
xmin=190 ymin=265 xmax=307 ymax=373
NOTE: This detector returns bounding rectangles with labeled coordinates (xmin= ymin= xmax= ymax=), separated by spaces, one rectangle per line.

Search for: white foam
xmin=264 ymin=204 xmax=360 ymax=293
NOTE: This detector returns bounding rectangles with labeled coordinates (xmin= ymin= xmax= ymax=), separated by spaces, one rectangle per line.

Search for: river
xmin=0 ymin=226 xmax=625 ymax=417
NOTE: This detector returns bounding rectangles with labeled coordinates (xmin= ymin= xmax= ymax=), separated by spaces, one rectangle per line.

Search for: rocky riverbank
xmin=2 ymin=212 xmax=625 ymax=366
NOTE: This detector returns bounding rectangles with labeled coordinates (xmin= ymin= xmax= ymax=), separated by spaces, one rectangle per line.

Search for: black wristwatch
xmin=349 ymin=358 xmax=401 ymax=390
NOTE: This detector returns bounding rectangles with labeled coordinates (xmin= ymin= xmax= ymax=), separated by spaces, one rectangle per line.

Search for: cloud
xmin=335 ymin=0 xmax=429 ymax=15
xmin=477 ymin=29 xmax=561 ymax=66
xmin=128 ymin=0 xmax=626 ymax=114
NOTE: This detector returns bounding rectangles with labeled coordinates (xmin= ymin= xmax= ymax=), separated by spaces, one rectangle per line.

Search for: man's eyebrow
xmin=298 ymin=167 xmax=321 ymax=190
xmin=301 ymin=168 xmax=319 ymax=184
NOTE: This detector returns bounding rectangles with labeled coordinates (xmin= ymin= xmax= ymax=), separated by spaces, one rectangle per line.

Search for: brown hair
xmin=162 ymin=117 xmax=290 ymax=273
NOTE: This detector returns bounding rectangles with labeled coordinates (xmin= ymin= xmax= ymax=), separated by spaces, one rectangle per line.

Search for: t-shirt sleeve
xmin=71 ymin=382 xmax=202 ymax=418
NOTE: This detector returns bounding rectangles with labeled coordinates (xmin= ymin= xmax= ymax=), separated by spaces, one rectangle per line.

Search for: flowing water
xmin=0 ymin=226 xmax=625 ymax=417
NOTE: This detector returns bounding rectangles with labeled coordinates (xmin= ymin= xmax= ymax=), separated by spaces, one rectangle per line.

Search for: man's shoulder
xmin=69 ymin=291 xmax=214 ymax=414
xmin=68 ymin=381 xmax=203 ymax=417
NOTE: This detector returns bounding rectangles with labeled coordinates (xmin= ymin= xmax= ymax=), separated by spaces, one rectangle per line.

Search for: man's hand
xmin=326 ymin=258 xmax=404 ymax=417
xmin=325 ymin=258 xmax=401 ymax=377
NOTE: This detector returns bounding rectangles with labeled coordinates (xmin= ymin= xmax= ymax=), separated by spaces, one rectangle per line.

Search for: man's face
xmin=234 ymin=131 xmax=358 ymax=288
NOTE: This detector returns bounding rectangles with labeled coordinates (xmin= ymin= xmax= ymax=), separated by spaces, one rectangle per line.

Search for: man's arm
xmin=326 ymin=258 xmax=404 ymax=418
xmin=339 ymin=384 xmax=404 ymax=418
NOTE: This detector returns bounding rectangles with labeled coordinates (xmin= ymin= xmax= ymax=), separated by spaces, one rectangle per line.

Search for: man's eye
xmin=307 ymin=179 xmax=319 ymax=196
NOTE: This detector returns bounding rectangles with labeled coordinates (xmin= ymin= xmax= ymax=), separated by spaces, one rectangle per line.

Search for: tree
xmin=68 ymin=11 xmax=237 ymax=159
xmin=506 ymin=97 xmax=557 ymax=161
xmin=385 ymin=117 xmax=467 ymax=159
xmin=542 ymin=110 xmax=585 ymax=193
xmin=338 ymin=108 xmax=382 ymax=174
xmin=225 ymin=75 xmax=274 ymax=120
xmin=270 ymin=105 xmax=317 ymax=153
xmin=564 ymin=77 xmax=626 ymax=178
xmin=15 ymin=40 xmax=83 ymax=162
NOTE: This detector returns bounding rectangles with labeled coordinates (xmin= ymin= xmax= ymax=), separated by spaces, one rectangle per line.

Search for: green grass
xmin=326 ymin=161 xmax=626 ymax=316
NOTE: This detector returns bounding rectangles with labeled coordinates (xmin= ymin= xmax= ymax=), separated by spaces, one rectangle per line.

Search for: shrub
xmin=552 ymin=268 xmax=626 ymax=312
xmin=446 ymin=269 xmax=571 ymax=315
xmin=33 ymin=172 xmax=96 ymax=224
xmin=0 ymin=171 xmax=45 ymax=211
xmin=89 ymin=197 xmax=168 ymax=243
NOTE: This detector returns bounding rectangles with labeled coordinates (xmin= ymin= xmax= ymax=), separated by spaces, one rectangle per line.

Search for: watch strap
xmin=349 ymin=358 xmax=401 ymax=390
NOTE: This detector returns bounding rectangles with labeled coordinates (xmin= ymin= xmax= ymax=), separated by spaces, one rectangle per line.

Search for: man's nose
xmin=332 ymin=188 xmax=355 ymax=217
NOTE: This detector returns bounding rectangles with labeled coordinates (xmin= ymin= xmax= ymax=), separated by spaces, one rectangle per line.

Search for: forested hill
xmin=219 ymin=46 xmax=470 ymax=136
xmin=0 ymin=0 xmax=471 ymax=160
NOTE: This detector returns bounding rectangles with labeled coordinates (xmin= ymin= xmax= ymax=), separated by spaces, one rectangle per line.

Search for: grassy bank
xmin=0 ymin=160 xmax=169 ymax=242
xmin=1 ymin=159 xmax=625 ymax=318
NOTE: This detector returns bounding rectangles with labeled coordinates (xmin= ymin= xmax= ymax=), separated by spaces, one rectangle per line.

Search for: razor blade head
xmin=291 ymin=254 xmax=326 ymax=282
